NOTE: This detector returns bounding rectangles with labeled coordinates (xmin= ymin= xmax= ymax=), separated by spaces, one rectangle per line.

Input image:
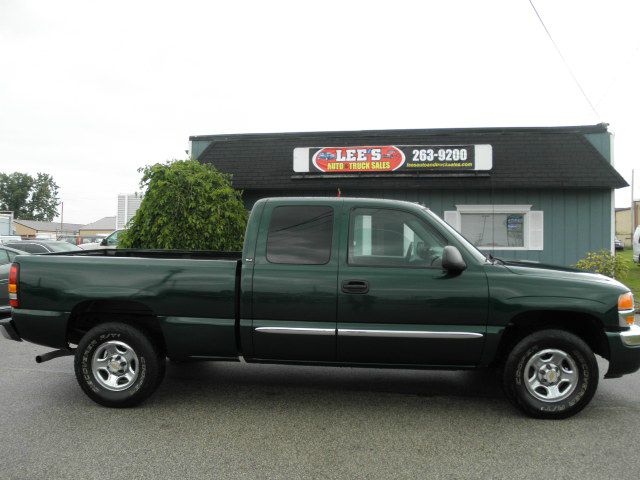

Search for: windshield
xmin=421 ymin=208 xmax=488 ymax=264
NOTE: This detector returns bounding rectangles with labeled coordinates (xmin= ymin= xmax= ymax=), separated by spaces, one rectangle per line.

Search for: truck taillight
xmin=8 ymin=263 xmax=18 ymax=308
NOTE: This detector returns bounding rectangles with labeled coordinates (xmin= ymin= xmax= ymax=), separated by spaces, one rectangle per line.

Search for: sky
xmin=1 ymin=0 xmax=639 ymax=224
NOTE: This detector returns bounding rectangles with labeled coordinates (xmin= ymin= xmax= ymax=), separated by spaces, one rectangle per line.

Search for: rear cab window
xmin=266 ymin=205 xmax=334 ymax=265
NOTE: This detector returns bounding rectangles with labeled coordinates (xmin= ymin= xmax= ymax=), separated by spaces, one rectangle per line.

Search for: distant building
xmin=0 ymin=211 xmax=14 ymax=236
xmin=13 ymin=219 xmax=82 ymax=239
xmin=615 ymin=203 xmax=640 ymax=247
xmin=79 ymin=216 xmax=116 ymax=236
xmin=116 ymin=193 xmax=142 ymax=229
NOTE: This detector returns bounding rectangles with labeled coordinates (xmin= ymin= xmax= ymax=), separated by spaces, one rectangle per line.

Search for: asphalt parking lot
xmin=1 ymin=339 xmax=640 ymax=480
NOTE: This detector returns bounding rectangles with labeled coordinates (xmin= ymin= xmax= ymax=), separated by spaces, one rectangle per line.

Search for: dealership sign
xmin=293 ymin=145 xmax=492 ymax=173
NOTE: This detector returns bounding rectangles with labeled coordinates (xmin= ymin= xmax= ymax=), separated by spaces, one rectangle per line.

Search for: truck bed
xmin=11 ymin=250 xmax=242 ymax=358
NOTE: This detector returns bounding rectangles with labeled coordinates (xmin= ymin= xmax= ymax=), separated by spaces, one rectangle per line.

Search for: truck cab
xmin=244 ymin=197 xmax=488 ymax=367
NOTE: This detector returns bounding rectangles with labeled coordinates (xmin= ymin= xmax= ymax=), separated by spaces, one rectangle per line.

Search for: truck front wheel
xmin=503 ymin=329 xmax=598 ymax=419
xmin=74 ymin=322 xmax=165 ymax=407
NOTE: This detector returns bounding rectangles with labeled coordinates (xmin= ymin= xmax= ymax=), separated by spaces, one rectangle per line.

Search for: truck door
xmin=250 ymin=201 xmax=339 ymax=361
xmin=337 ymin=206 xmax=488 ymax=366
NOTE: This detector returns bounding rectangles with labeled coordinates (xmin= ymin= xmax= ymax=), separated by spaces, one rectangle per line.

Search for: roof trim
xmin=190 ymin=123 xmax=609 ymax=142
xmin=13 ymin=219 xmax=83 ymax=230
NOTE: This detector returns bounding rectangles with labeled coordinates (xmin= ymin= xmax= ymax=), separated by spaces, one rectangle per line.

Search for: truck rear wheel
xmin=503 ymin=329 xmax=598 ymax=419
xmin=74 ymin=322 xmax=165 ymax=407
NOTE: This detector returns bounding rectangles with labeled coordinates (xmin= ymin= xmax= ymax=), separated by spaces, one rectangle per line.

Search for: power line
xmin=527 ymin=0 xmax=601 ymax=120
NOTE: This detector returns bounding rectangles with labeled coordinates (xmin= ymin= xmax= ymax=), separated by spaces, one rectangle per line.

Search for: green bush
xmin=118 ymin=159 xmax=248 ymax=250
xmin=575 ymin=250 xmax=630 ymax=279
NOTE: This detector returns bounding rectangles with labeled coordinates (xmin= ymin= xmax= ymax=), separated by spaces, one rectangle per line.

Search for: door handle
xmin=341 ymin=280 xmax=369 ymax=294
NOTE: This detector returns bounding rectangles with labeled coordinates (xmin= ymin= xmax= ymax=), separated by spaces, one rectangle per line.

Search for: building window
xmin=461 ymin=212 xmax=524 ymax=248
xmin=444 ymin=205 xmax=543 ymax=251
xmin=266 ymin=205 xmax=334 ymax=264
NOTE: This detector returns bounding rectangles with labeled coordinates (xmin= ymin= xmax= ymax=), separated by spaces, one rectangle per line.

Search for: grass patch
xmin=617 ymin=249 xmax=640 ymax=299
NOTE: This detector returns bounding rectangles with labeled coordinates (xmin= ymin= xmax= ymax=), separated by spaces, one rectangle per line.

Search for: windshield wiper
xmin=487 ymin=253 xmax=506 ymax=265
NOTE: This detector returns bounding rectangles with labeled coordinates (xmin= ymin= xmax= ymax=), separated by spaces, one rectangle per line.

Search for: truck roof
xmin=258 ymin=196 xmax=429 ymax=210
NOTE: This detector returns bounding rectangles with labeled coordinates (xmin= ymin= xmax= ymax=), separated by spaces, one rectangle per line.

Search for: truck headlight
xmin=618 ymin=292 xmax=635 ymax=327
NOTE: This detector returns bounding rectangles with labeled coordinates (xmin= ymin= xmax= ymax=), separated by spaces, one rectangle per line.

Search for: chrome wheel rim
xmin=524 ymin=348 xmax=578 ymax=402
xmin=91 ymin=340 xmax=139 ymax=391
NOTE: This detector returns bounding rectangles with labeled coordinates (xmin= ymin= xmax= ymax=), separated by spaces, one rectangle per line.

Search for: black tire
xmin=503 ymin=329 xmax=598 ymax=419
xmin=74 ymin=322 xmax=165 ymax=407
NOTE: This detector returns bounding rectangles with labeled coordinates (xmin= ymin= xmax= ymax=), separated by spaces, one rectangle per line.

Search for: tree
xmin=0 ymin=172 xmax=59 ymax=221
xmin=575 ymin=250 xmax=630 ymax=279
xmin=118 ymin=159 xmax=248 ymax=250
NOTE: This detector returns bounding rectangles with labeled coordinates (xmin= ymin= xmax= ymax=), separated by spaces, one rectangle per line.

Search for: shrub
xmin=575 ymin=250 xmax=630 ymax=279
xmin=118 ymin=160 xmax=248 ymax=250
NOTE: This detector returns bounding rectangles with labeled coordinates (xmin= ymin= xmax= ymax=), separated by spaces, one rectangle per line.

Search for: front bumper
xmin=605 ymin=324 xmax=640 ymax=378
xmin=0 ymin=318 xmax=22 ymax=342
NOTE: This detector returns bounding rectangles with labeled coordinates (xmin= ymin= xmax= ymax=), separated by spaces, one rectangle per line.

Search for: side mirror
xmin=100 ymin=239 xmax=107 ymax=246
xmin=442 ymin=246 xmax=467 ymax=273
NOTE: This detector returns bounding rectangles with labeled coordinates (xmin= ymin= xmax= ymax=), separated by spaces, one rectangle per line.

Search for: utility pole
xmin=60 ymin=201 xmax=64 ymax=236
xmin=633 ymin=169 xmax=638 ymax=234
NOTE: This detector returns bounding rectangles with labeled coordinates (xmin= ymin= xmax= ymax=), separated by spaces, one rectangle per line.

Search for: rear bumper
xmin=9 ymin=309 xmax=70 ymax=348
xmin=0 ymin=318 xmax=22 ymax=342
xmin=605 ymin=324 xmax=640 ymax=378
xmin=0 ymin=305 xmax=11 ymax=320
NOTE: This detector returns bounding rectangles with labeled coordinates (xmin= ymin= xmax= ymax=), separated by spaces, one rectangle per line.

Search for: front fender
xmin=498 ymin=296 xmax=612 ymax=323
xmin=479 ymin=296 xmax=615 ymax=367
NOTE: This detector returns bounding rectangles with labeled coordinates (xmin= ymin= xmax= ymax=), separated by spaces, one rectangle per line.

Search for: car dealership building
xmin=191 ymin=123 xmax=627 ymax=266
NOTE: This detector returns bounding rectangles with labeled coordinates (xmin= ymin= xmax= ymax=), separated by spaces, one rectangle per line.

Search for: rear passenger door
xmin=251 ymin=201 xmax=340 ymax=362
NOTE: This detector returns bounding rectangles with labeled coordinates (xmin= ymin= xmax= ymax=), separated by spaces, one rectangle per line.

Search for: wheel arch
xmin=67 ymin=299 xmax=166 ymax=354
xmin=493 ymin=310 xmax=609 ymax=366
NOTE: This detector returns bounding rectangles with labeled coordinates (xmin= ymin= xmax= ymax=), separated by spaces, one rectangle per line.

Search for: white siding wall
xmin=116 ymin=193 xmax=143 ymax=229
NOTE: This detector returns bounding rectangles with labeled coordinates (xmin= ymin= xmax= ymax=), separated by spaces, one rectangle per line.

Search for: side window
xmin=349 ymin=208 xmax=446 ymax=268
xmin=8 ymin=243 xmax=47 ymax=254
xmin=0 ymin=250 xmax=9 ymax=265
xmin=106 ymin=231 xmax=119 ymax=246
xmin=266 ymin=205 xmax=333 ymax=265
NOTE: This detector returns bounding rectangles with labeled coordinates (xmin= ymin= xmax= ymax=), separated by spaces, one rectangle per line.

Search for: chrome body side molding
xmin=337 ymin=329 xmax=483 ymax=339
xmin=255 ymin=327 xmax=335 ymax=336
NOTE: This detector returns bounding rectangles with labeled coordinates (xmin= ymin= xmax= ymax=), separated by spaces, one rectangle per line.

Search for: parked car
xmin=0 ymin=235 xmax=22 ymax=244
xmin=58 ymin=235 xmax=78 ymax=245
xmin=59 ymin=234 xmax=108 ymax=247
xmin=1 ymin=197 xmax=638 ymax=419
xmin=81 ymin=235 xmax=107 ymax=245
xmin=80 ymin=230 xmax=122 ymax=250
xmin=633 ymin=226 xmax=640 ymax=264
xmin=0 ymin=245 xmax=29 ymax=318
xmin=3 ymin=240 xmax=82 ymax=254
xmin=614 ymin=237 xmax=624 ymax=251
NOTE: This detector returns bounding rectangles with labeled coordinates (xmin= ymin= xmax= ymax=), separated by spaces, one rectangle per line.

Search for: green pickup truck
xmin=2 ymin=197 xmax=638 ymax=418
